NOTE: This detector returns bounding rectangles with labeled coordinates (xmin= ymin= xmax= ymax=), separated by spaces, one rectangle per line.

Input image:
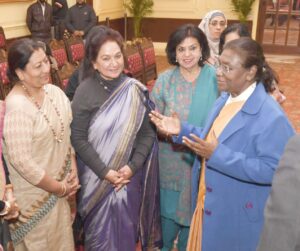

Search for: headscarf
xmin=199 ymin=10 xmax=227 ymax=61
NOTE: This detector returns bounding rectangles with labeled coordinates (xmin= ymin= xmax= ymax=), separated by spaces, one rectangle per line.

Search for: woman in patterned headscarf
xmin=199 ymin=10 xmax=227 ymax=66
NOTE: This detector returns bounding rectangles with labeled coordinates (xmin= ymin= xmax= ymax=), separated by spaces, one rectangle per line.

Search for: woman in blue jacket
xmin=150 ymin=37 xmax=294 ymax=251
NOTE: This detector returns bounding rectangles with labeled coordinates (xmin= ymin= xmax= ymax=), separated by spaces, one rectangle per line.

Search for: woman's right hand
xmin=56 ymin=176 xmax=80 ymax=199
xmin=149 ymin=110 xmax=181 ymax=136
xmin=4 ymin=190 xmax=19 ymax=220
xmin=65 ymin=156 xmax=81 ymax=198
xmin=61 ymin=176 xmax=81 ymax=198
xmin=105 ymin=170 xmax=130 ymax=191
xmin=37 ymin=173 xmax=80 ymax=198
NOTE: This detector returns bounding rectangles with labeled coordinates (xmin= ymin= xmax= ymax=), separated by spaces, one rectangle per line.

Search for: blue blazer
xmin=175 ymin=83 xmax=294 ymax=251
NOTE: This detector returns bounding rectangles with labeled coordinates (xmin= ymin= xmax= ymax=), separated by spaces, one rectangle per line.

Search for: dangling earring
xmin=175 ymin=58 xmax=178 ymax=62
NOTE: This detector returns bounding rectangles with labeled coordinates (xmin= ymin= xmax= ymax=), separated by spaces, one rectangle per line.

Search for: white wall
xmin=94 ymin=0 xmax=124 ymax=21
xmin=0 ymin=0 xmax=259 ymax=39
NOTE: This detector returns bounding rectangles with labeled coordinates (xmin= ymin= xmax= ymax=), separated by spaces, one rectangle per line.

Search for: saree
xmin=77 ymin=78 xmax=162 ymax=251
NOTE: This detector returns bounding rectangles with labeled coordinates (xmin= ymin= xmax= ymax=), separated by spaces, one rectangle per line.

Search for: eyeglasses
xmin=209 ymin=21 xmax=226 ymax=27
xmin=214 ymin=61 xmax=233 ymax=74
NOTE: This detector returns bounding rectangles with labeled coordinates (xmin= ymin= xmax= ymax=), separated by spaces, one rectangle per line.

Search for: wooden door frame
xmin=256 ymin=0 xmax=300 ymax=54
xmin=256 ymin=0 xmax=268 ymax=44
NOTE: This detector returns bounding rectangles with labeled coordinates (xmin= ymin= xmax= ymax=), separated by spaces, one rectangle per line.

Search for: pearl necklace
xmin=21 ymin=84 xmax=65 ymax=143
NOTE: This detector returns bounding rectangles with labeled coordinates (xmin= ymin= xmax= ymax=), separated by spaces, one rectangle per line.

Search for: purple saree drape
xmin=76 ymin=78 xmax=162 ymax=251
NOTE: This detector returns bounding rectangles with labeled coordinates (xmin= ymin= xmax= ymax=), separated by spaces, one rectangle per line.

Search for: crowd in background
xmin=26 ymin=0 xmax=97 ymax=44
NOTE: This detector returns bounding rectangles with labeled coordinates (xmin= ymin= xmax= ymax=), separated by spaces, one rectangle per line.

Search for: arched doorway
xmin=256 ymin=0 xmax=300 ymax=54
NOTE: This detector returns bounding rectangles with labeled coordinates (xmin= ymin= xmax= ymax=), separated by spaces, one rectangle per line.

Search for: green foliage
xmin=124 ymin=0 xmax=154 ymax=38
xmin=230 ymin=0 xmax=255 ymax=23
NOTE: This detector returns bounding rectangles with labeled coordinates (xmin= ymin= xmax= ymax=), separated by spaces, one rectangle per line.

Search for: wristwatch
xmin=0 ymin=201 xmax=11 ymax=216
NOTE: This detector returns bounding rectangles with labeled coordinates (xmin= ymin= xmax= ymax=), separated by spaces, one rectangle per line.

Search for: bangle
xmin=57 ymin=183 xmax=67 ymax=197
xmin=61 ymin=183 xmax=67 ymax=197
xmin=0 ymin=201 xmax=11 ymax=216
xmin=62 ymin=183 xmax=67 ymax=197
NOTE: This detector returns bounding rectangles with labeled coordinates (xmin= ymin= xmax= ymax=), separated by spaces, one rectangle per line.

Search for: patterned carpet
xmin=156 ymin=55 xmax=300 ymax=133
xmin=267 ymin=55 xmax=300 ymax=133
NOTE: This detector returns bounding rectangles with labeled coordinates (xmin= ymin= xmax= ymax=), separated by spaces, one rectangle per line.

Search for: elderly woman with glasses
xmin=150 ymin=37 xmax=294 ymax=251
xmin=199 ymin=10 xmax=227 ymax=66
xmin=218 ymin=23 xmax=286 ymax=104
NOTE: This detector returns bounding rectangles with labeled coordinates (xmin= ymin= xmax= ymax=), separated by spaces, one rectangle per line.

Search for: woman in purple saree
xmin=71 ymin=26 xmax=162 ymax=251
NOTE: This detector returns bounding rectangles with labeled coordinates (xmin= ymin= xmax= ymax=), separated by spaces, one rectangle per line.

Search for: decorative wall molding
xmin=3 ymin=23 xmax=27 ymax=30
xmin=124 ymin=17 xmax=252 ymax=43
xmin=2 ymin=22 xmax=30 ymax=39
xmin=100 ymin=17 xmax=252 ymax=44
xmin=151 ymin=0 xmax=204 ymax=18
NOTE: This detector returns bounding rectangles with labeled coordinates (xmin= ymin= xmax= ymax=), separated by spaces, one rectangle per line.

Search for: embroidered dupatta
xmin=185 ymin=64 xmax=218 ymax=165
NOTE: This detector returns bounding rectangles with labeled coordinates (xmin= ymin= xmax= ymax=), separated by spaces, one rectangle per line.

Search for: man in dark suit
xmin=52 ymin=0 xmax=68 ymax=40
xmin=26 ymin=0 xmax=53 ymax=44
xmin=65 ymin=0 xmax=97 ymax=38
xmin=257 ymin=134 xmax=300 ymax=251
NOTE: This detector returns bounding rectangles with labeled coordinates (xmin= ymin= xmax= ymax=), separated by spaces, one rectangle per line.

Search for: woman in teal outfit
xmin=151 ymin=24 xmax=218 ymax=251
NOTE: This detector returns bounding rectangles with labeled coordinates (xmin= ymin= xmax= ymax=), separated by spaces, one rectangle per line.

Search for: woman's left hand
xmin=118 ymin=165 xmax=133 ymax=180
xmin=182 ymin=133 xmax=218 ymax=159
xmin=67 ymin=166 xmax=79 ymax=186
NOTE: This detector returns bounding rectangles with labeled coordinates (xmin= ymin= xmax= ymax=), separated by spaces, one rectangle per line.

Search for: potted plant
xmin=230 ymin=0 xmax=256 ymax=23
xmin=123 ymin=0 xmax=154 ymax=38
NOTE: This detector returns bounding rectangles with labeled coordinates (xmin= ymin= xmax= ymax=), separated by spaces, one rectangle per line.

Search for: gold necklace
xmin=21 ymin=84 xmax=65 ymax=143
